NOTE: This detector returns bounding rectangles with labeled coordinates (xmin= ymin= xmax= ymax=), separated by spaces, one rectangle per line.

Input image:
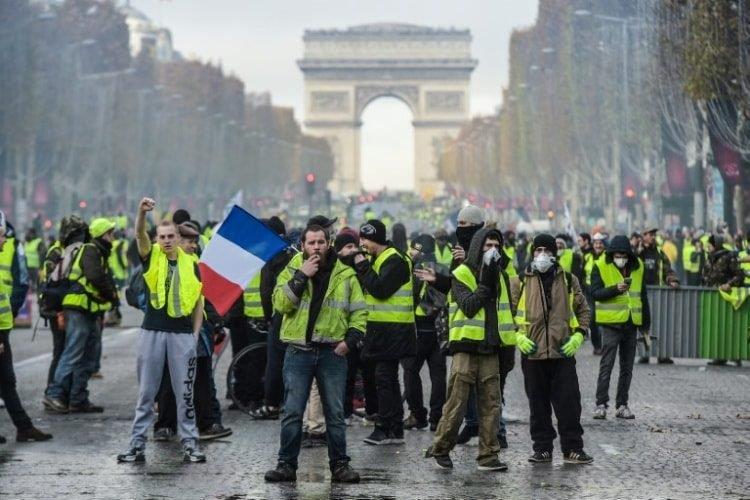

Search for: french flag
xmin=199 ymin=205 xmax=288 ymax=316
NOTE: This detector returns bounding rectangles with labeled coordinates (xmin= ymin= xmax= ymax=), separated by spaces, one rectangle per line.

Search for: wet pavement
xmin=1 ymin=311 xmax=749 ymax=499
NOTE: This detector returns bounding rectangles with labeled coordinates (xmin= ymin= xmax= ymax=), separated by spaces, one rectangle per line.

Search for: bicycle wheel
xmin=226 ymin=342 xmax=268 ymax=415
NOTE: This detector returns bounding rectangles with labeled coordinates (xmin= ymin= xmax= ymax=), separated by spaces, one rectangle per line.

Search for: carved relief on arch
xmin=355 ymin=85 xmax=419 ymax=118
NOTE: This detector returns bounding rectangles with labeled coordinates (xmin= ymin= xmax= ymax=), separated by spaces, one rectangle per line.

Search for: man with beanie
xmin=402 ymin=234 xmax=447 ymax=431
xmin=592 ymin=235 xmax=650 ymax=420
xmin=425 ymin=228 xmax=511 ymax=471
xmin=511 ymin=233 xmax=593 ymax=464
xmin=354 ymin=219 xmax=416 ymax=445
xmin=0 ymin=212 xmax=53 ymax=443
xmin=45 ymin=217 xmax=119 ymax=414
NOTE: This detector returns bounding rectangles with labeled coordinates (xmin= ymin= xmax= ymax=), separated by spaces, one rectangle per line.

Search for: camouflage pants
xmin=431 ymin=352 xmax=501 ymax=465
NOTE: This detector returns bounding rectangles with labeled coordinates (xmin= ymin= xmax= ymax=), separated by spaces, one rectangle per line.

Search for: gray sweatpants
xmin=129 ymin=329 xmax=198 ymax=448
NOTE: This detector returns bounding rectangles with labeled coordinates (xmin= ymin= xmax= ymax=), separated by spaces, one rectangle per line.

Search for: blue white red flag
xmin=199 ymin=205 xmax=287 ymax=316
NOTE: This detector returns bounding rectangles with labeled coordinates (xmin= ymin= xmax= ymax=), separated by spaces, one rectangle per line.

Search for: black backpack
xmin=125 ymin=265 xmax=147 ymax=311
xmin=38 ymin=242 xmax=83 ymax=319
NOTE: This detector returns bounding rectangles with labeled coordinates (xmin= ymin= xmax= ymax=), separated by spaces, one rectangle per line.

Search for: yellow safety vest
xmin=243 ymin=272 xmax=264 ymax=319
xmin=24 ymin=238 xmax=42 ymax=270
xmin=558 ymin=248 xmax=574 ymax=273
xmin=448 ymin=263 xmax=515 ymax=343
xmin=435 ymin=244 xmax=453 ymax=268
xmin=594 ymin=259 xmax=644 ymax=326
xmin=365 ymin=247 xmax=414 ymax=324
xmin=274 ymin=258 xmax=367 ymax=345
xmin=62 ymin=243 xmax=112 ymax=314
xmin=739 ymin=250 xmax=750 ymax=286
xmin=683 ymin=242 xmax=700 ymax=273
xmin=0 ymin=239 xmax=15 ymax=329
xmin=108 ymin=239 xmax=128 ymax=281
xmin=143 ymin=245 xmax=202 ymax=318
xmin=515 ymin=272 xmax=580 ymax=330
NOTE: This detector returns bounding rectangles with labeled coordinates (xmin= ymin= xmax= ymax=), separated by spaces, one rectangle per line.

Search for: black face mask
xmin=338 ymin=253 xmax=356 ymax=268
xmin=456 ymin=225 xmax=481 ymax=250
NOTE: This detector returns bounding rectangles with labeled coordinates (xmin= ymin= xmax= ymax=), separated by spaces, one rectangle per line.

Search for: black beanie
xmin=360 ymin=219 xmax=387 ymax=245
xmin=334 ymin=231 xmax=359 ymax=252
xmin=411 ymin=234 xmax=436 ymax=254
xmin=533 ymin=233 xmax=557 ymax=256
xmin=267 ymin=216 xmax=286 ymax=236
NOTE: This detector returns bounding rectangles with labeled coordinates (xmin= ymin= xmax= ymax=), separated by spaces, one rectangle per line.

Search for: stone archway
xmin=298 ymin=23 xmax=477 ymax=196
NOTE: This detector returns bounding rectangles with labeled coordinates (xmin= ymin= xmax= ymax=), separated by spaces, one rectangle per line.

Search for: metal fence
xmin=647 ymin=286 xmax=750 ymax=360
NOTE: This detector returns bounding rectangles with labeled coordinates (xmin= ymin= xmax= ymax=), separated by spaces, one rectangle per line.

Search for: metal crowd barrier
xmin=647 ymin=286 xmax=749 ymax=360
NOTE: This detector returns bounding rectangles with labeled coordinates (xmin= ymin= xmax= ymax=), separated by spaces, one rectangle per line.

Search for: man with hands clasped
xmin=510 ymin=233 xmax=593 ymax=465
xmin=118 ymin=198 xmax=206 ymax=464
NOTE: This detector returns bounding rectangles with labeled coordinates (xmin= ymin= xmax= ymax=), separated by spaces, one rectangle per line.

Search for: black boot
xmin=264 ymin=462 xmax=296 ymax=482
xmin=331 ymin=461 xmax=360 ymax=483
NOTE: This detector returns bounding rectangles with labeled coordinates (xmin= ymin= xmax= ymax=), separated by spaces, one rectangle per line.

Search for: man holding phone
xmin=590 ymin=235 xmax=650 ymax=421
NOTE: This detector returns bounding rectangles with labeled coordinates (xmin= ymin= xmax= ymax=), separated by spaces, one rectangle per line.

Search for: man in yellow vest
xmin=682 ymin=235 xmax=703 ymax=286
xmin=425 ymin=228 xmax=511 ymax=471
xmin=511 ymin=234 xmax=593 ymax=464
xmin=583 ymin=233 xmax=607 ymax=354
xmin=433 ymin=229 xmax=453 ymax=271
xmin=591 ymin=235 xmax=650 ymax=420
xmin=44 ymin=217 xmax=118 ymax=414
xmin=264 ymin=224 xmax=365 ymax=483
xmin=0 ymin=212 xmax=53 ymax=443
xmin=118 ymin=198 xmax=205 ymax=464
xmin=23 ymin=228 xmax=44 ymax=291
xmin=354 ymin=219 xmax=416 ymax=446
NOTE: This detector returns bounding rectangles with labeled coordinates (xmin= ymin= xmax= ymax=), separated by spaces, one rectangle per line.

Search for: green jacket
xmin=273 ymin=255 xmax=367 ymax=346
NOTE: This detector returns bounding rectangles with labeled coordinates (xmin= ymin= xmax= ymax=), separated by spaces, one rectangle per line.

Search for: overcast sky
xmin=130 ymin=0 xmax=539 ymax=190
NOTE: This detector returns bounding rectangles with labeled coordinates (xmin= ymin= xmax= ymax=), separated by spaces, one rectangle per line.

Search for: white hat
xmin=592 ymin=232 xmax=606 ymax=241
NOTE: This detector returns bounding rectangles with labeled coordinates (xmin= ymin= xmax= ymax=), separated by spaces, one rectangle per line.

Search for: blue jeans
xmin=466 ymin=387 xmax=506 ymax=438
xmin=46 ymin=310 xmax=101 ymax=406
xmin=278 ymin=345 xmax=349 ymax=469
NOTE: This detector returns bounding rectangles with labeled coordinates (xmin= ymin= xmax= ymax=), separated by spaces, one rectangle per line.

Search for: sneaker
xmin=429 ymin=421 xmax=438 ymax=432
xmin=330 ymin=461 xmax=360 ymax=483
xmin=657 ymin=357 xmax=674 ymax=365
xmin=301 ymin=432 xmax=327 ymax=448
xmin=199 ymin=423 xmax=233 ymax=441
xmin=404 ymin=414 xmax=428 ymax=430
xmin=528 ymin=450 xmax=552 ymax=463
xmin=68 ymin=401 xmax=104 ymax=413
xmin=249 ymin=405 xmax=280 ymax=420
xmin=16 ymin=426 xmax=53 ymax=442
xmin=153 ymin=428 xmax=175 ymax=442
xmin=363 ymin=427 xmax=390 ymax=445
xmin=456 ymin=425 xmax=478 ymax=445
xmin=636 ymin=356 xmax=650 ymax=364
xmin=344 ymin=416 xmax=353 ymax=426
xmin=425 ymin=446 xmax=453 ymax=469
xmin=182 ymin=445 xmax=206 ymax=463
xmin=498 ymin=434 xmax=508 ymax=449
xmin=90 ymin=371 xmax=104 ymax=379
xmin=43 ymin=397 xmax=69 ymax=414
xmin=265 ymin=462 xmax=296 ymax=482
xmin=563 ymin=450 xmax=594 ymax=464
xmin=477 ymin=457 xmax=508 ymax=471
xmin=615 ymin=405 xmax=635 ymax=419
xmin=732 ymin=360 xmax=743 ymax=367
xmin=0 ymin=398 xmax=5 ymax=409
xmin=117 ymin=447 xmax=145 ymax=463
xmin=593 ymin=404 xmax=607 ymax=420
xmin=707 ymin=359 xmax=727 ymax=366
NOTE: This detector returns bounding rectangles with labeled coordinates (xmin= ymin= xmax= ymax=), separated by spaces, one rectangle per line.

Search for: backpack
xmin=38 ymin=242 xmax=83 ymax=319
xmin=125 ymin=265 xmax=147 ymax=311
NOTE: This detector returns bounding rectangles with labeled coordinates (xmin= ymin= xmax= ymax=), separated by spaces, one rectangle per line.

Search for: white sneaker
xmin=593 ymin=404 xmax=607 ymax=419
xmin=0 ymin=398 xmax=5 ymax=409
xmin=615 ymin=405 xmax=635 ymax=419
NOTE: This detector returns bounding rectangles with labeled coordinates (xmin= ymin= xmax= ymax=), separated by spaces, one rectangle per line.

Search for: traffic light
xmin=305 ymin=172 xmax=316 ymax=196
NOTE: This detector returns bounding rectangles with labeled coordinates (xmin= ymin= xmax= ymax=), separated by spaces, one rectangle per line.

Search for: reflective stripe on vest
xmin=365 ymin=247 xmax=415 ymax=323
xmin=594 ymin=259 xmax=644 ymax=326
xmin=143 ymin=245 xmax=202 ymax=318
xmin=448 ymin=264 xmax=515 ymax=343
xmin=243 ymin=272 xmax=264 ymax=318
xmin=62 ymin=243 xmax=112 ymax=314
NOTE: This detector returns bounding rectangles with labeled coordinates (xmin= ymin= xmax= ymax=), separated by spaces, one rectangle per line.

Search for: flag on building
xmin=199 ymin=205 xmax=287 ymax=316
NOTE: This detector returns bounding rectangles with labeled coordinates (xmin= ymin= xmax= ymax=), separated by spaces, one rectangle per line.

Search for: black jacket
xmin=355 ymin=244 xmax=416 ymax=361
xmin=75 ymin=238 xmax=119 ymax=310
xmin=590 ymin=251 xmax=651 ymax=331
xmin=260 ymin=247 xmax=294 ymax=322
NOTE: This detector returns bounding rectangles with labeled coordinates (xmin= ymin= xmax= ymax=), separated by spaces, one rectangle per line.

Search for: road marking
xmin=14 ymin=327 xmax=139 ymax=370
xmin=599 ymin=444 xmax=621 ymax=456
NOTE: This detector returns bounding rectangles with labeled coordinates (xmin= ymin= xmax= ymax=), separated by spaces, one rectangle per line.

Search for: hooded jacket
xmin=589 ymin=235 xmax=650 ymax=330
xmin=74 ymin=237 xmax=119 ymax=310
xmin=448 ymin=227 xmax=510 ymax=355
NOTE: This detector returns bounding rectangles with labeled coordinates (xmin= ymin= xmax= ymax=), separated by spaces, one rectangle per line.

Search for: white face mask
xmin=531 ymin=253 xmax=555 ymax=273
xmin=483 ymin=247 xmax=501 ymax=266
xmin=614 ymin=257 xmax=628 ymax=268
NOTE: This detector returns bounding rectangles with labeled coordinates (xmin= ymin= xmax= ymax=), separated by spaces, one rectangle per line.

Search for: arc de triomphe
xmin=298 ymin=23 xmax=477 ymax=196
